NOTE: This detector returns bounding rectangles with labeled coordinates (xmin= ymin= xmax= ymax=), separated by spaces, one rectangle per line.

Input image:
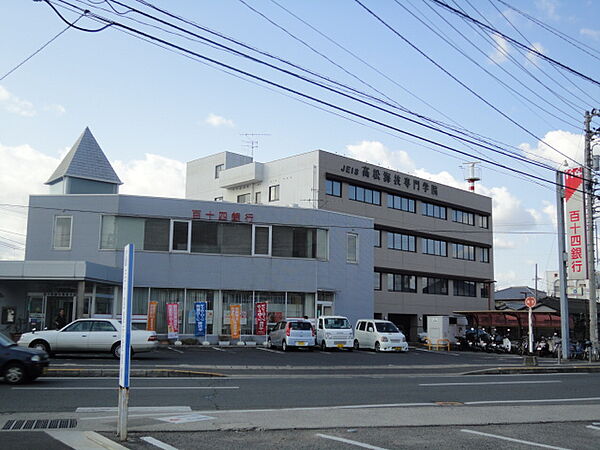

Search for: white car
xmin=354 ymin=319 xmax=409 ymax=352
xmin=18 ymin=319 xmax=158 ymax=358
xmin=316 ymin=315 xmax=354 ymax=350
xmin=267 ymin=319 xmax=315 ymax=351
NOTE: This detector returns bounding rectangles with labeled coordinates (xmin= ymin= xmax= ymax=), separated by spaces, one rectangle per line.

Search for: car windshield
xmin=375 ymin=322 xmax=400 ymax=333
xmin=0 ymin=333 xmax=16 ymax=347
xmin=324 ymin=318 xmax=351 ymax=329
xmin=290 ymin=321 xmax=312 ymax=330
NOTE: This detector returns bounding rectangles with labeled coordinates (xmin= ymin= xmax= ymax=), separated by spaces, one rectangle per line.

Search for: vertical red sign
xmin=166 ymin=302 xmax=179 ymax=340
xmin=255 ymin=302 xmax=267 ymax=335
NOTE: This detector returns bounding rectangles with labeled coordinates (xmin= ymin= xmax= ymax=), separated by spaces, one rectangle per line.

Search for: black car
xmin=0 ymin=333 xmax=49 ymax=384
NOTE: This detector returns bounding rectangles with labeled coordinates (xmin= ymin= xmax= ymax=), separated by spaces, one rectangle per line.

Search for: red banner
xmin=255 ymin=302 xmax=267 ymax=335
xmin=167 ymin=302 xmax=179 ymax=340
xmin=230 ymin=304 xmax=241 ymax=339
xmin=146 ymin=301 xmax=158 ymax=331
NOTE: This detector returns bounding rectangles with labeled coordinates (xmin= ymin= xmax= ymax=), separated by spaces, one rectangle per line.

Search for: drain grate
xmin=2 ymin=418 xmax=77 ymax=431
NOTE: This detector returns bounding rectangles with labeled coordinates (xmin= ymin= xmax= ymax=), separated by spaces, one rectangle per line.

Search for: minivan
xmin=354 ymin=319 xmax=409 ymax=352
xmin=316 ymin=315 xmax=354 ymax=350
xmin=267 ymin=319 xmax=315 ymax=351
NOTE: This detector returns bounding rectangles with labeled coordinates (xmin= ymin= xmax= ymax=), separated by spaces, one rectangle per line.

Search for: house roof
xmin=45 ymin=127 xmax=122 ymax=185
xmin=494 ymin=286 xmax=547 ymax=301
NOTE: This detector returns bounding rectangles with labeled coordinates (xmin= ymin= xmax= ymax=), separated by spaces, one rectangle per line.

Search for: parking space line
xmin=420 ymin=380 xmax=561 ymax=386
xmin=211 ymin=347 xmax=226 ymax=352
xmin=256 ymin=347 xmax=284 ymax=354
xmin=586 ymin=425 xmax=600 ymax=431
xmin=316 ymin=433 xmax=389 ymax=450
xmin=460 ymin=429 xmax=570 ymax=449
xmin=141 ymin=436 xmax=179 ymax=450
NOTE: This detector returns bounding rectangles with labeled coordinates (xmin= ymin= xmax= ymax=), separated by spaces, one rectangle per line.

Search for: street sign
xmin=524 ymin=296 xmax=537 ymax=308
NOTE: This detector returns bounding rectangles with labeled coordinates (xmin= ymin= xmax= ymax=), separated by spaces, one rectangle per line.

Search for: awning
xmin=453 ymin=310 xmax=573 ymax=328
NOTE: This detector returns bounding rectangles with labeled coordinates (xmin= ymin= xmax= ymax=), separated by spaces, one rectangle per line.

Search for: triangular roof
xmin=494 ymin=286 xmax=547 ymax=301
xmin=46 ymin=127 xmax=122 ymax=185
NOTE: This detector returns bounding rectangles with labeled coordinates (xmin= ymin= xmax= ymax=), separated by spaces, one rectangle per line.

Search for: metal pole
xmin=556 ymin=170 xmax=570 ymax=359
xmin=528 ymin=306 xmax=533 ymax=354
xmin=584 ymin=111 xmax=599 ymax=350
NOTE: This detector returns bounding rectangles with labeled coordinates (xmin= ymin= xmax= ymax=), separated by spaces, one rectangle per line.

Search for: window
xmin=454 ymin=280 xmax=477 ymax=297
xmin=480 ymin=247 xmax=490 ymax=263
xmin=421 ymin=202 xmax=447 ymax=219
xmin=348 ymin=184 xmax=381 ymax=205
xmin=452 ymin=209 xmax=475 ymax=225
xmin=63 ymin=321 xmax=92 ymax=332
xmin=253 ymin=226 xmax=270 ymax=256
xmin=451 ymin=243 xmax=476 ymax=261
xmin=271 ymin=226 xmax=327 ymax=259
xmin=387 ymin=194 xmax=415 ymax=213
xmin=388 ymin=274 xmax=416 ymax=293
xmin=422 ymin=277 xmax=448 ymax=295
xmin=478 ymin=214 xmax=489 ymax=229
xmin=214 ymin=197 xmax=223 ymax=202
xmin=269 ymin=185 xmax=280 ymax=202
xmin=422 ymin=238 xmax=447 ymax=256
xmin=374 ymin=229 xmax=381 ymax=247
xmin=237 ymin=193 xmax=251 ymax=204
xmin=91 ymin=321 xmax=116 ymax=332
xmin=347 ymin=233 xmax=358 ymax=263
xmin=215 ymin=164 xmax=224 ymax=178
xmin=53 ymin=216 xmax=72 ymax=250
xmin=255 ymin=191 xmax=261 ymax=204
xmin=144 ymin=219 xmax=170 ymax=251
xmin=374 ymin=272 xmax=381 ymax=291
xmin=326 ymin=179 xmax=342 ymax=197
xmin=387 ymin=232 xmax=416 ymax=252
xmin=481 ymin=283 xmax=490 ymax=298
xmin=171 ymin=220 xmax=190 ymax=252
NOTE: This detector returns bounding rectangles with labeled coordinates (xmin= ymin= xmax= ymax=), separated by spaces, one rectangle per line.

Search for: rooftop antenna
xmin=240 ymin=133 xmax=270 ymax=159
xmin=462 ymin=161 xmax=481 ymax=192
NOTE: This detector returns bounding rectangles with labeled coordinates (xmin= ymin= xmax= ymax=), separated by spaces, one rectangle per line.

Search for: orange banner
xmin=230 ymin=304 xmax=241 ymax=339
xmin=146 ymin=301 xmax=158 ymax=331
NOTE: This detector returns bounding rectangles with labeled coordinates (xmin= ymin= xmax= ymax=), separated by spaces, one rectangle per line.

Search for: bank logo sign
xmin=564 ymin=167 xmax=587 ymax=280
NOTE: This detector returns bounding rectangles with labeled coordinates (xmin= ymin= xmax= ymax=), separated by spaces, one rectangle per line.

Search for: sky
xmin=1 ymin=0 xmax=600 ymax=292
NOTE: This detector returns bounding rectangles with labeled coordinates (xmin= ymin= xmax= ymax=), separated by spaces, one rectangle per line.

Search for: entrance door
xmin=316 ymin=302 xmax=333 ymax=318
xmin=45 ymin=296 xmax=75 ymax=330
xmin=27 ymin=295 xmax=45 ymax=331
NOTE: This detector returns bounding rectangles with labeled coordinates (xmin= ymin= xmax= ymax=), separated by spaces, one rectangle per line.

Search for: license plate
xmin=297 ymin=341 xmax=306 ymax=346
xmin=337 ymin=344 xmax=344 ymax=348
xmin=394 ymin=347 xmax=403 ymax=350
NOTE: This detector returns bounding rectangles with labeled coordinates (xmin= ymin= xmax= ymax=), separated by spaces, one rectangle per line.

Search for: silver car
xmin=267 ymin=319 xmax=315 ymax=351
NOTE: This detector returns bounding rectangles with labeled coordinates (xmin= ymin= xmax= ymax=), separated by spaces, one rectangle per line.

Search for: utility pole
xmin=556 ymin=169 xmax=570 ymax=359
xmin=584 ymin=110 xmax=599 ymax=351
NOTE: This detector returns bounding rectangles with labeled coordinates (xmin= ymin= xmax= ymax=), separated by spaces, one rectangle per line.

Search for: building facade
xmin=187 ymin=150 xmax=494 ymax=340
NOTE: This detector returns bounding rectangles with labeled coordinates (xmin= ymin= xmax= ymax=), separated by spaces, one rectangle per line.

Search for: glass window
xmin=480 ymin=247 xmax=490 ymax=263
xmin=91 ymin=321 xmax=116 ymax=332
xmin=148 ymin=288 xmax=184 ymax=334
xmin=452 ymin=243 xmax=476 ymax=261
xmin=324 ymin=318 xmax=351 ymax=329
xmin=452 ymin=209 xmax=475 ymax=225
xmin=254 ymin=226 xmax=270 ymax=255
xmin=316 ymin=229 xmax=328 ymax=260
xmin=422 ymin=238 xmax=447 ymax=256
xmin=237 ymin=193 xmax=251 ymax=204
xmin=256 ymin=291 xmax=286 ymax=326
xmin=387 ymin=194 xmax=415 ymax=213
xmin=144 ymin=219 xmax=170 ymax=251
xmin=215 ymin=164 xmax=224 ymax=178
xmin=421 ymin=202 xmax=447 ymax=219
xmin=287 ymin=292 xmax=314 ymax=319
xmin=63 ymin=321 xmax=92 ymax=332
xmin=481 ymin=283 xmax=490 ymax=298
xmin=478 ymin=215 xmax=489 ymax=229
xmin=374 ymin=272 xmax=381 ymax=291
xmin=53 ymin=216 xmax=72 ymax=249
xmin=171 ymin=220 xmax=190 ymax=252
xmin=387 ymin=232 xmax=416 ymax=252
xmin=269 ymin=185 xmax=280 ymax=202
xmin=348 ymin=184 xmax=380 ymax=205
xmin=374 ymin=229 xmax=381 ymax=247
xmin=454 ymin=280 xmax=477 ymax=297
xmin=272 ymin=226 xmax=319 ymax=258
xmin=387 ymin=274 xmax=416 ymax=292
xmin=186 ymin=289 xmax=214 ymax=335
xmin=326 ymin=179 xmax=342 ymax=197
xmin=221 ymin=223 xmax=252 ymax=255
xmin=255 ymin=192 xmax=261 ymax=204
xmin=422 ymin=277 xmax=448 ymax=295
xmin=347 ymin=233 xmax=358 ymax=263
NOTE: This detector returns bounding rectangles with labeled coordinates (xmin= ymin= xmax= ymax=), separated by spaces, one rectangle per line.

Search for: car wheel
xmin=320 ymin=340 xmax=327 ymax=351
xmin=29 ymin=340 xmax=50 ymax=354
xmin=4 ymin=363 xmax=26 ymax=385
xmin=282 ymin=341 xmax=288 ymax=352
xmin=112 ymin=342 xmax=121 ymax=359
xmin=375 ymin=342 xmax=381 ymax=352
xmin=353 ymin=339 xmax=360 ymax=350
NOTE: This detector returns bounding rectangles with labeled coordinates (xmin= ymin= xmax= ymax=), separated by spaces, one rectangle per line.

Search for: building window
xmin=348 ymin=184 xmax=381 ymax=205
xmin=347 ymin=233 xmax=358 ymax=263
xmin=387 ymin=194 xmax=415 ymax=213
xmin=480 ymin=247 xmax=490 ymax=263
xmin=215 ymin=164 xmax=224 ymax=179
xmin=451 ymin=243 xmax=476 ymax=261
xmin=478 ymin=214 xmax=489 ymax=229
xmin=374 ymin=272 xmax=381 ymax=291
xmin=452 ymin=209 xmax=475 ymax=225
xmin=144 ymin=219 xmax=170 ymax=251
xmin=387 ymin=232 xmax=416 ymax=252
xmin=53 ymin=216 xmax=72 ymax=250
xmin=255 ymin=191 xmax=261 ymax=204
xmin=481 ymin=283 xmax=489 ymax=298
xmin=237 ymin=193 xmax=251 ymax=204
xmin=454 ymin=280 xmax=477 ymax=297
xmin=422 ymin=277 xmax=448 ymax=295
xmin=388 ymin=274 xmax=416 ymax=293
xmin=271 ymin=226 xmax=327 ymax=259
xmin=214 ymin=196 xmax=223 ymax=202
xmin=326 ymin=179 xmax=341 ymax=197
xmin=374 ymin=229 xmax=381 ymax=247
xmin=170 ymin=220 xmax=191 ymax=252
xmin=269 ymin=185 xmax=280 ymax=202
xmin=421 ymin=202 xmax=446 ymax=219
xmin=253 ymin=225 xmax=270 ymax=256
xmin=422 ymin=238 xmax=447 ymax=256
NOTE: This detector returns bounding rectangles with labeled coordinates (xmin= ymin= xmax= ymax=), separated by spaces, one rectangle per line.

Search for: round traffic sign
xmin=524 ymin=296 xmax=537 ymax=308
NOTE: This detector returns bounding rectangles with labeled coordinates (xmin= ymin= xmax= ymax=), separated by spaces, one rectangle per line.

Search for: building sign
xmin=340 ymin=164 xmax=439 ymax=196
xmin=146 ymin=301 xmax=158 ymax=332
xmin=191 ymin=210 xmax=254 ymax=222
xmin=166 ymin=302 xmax=179 ymax=340
xmin=230 ymin=304 xmax=241 ymax=339
xmin=194 ymin=301 xmax=207 ymax=337
xmin=564 ymin=167 xmax=587 ymax=280
xmin=255 ymin=302 xmax=267 ymax=336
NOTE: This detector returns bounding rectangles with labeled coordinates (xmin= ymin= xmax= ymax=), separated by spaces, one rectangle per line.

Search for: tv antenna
xmin=240 ymin=133 xmax=270 ymax=159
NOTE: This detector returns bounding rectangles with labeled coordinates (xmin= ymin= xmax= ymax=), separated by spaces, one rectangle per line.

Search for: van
xmin=354 ymin=319 xmax=409 ymax=352
xmin=316 ymin=315 xmax=354 ymax=350
xmin=267 ymin=319 xmax=315 ymax=351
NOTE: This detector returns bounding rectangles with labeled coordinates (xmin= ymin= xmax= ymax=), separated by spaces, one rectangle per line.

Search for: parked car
xmin=17 ymin=319 xmax=158 ymax=358
xmin=1 ymin=332 xmax=49 ymax=384
xmin=354 ymin=319 xmax=409 ymax=352
xmin=267 ymin=319 xmax=315 ymax=351
xmin=316 ymin=315 xmax=353 ymax=350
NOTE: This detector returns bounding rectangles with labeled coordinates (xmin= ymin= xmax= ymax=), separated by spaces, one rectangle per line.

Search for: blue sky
xmin=1 ymin=0 xmax=600 ymax=291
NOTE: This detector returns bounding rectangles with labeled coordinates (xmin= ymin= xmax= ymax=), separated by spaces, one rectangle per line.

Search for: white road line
xmin=77 ymin=406 xmax=191 ymax=413
xmin=14 ymin=386 xmax=239 ymax=390
xmin=256 ymin=347 xmax=283 ymax=354
xmin=141 ymin=436 xmax=179 ymax=450
xmin=211 ymin=346 xmax=226 ymax=352
xmin=167 ymin=347 xmax=184 ymax=354
xmin=461 ymin=429 xmax=571 ymax=449
xmin=420 ymin=380 xmax=562 ymax=386
xmin=464 ymin=397 xmax=600 ymax=405
xmin=80 ymin=413 xmax=188 ymax=421
xmin=586 ymin=425 xmax=600 ymax=431
xmin=412 ymin=348 xmax=461 ymax=356
xmin=316 ymin=433 xmax=389 ymax=450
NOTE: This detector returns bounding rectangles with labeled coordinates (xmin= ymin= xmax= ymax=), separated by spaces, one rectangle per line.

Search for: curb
xmin=463 ymin=365 xmax=600 ymax=375
xmin=43 ymin=368 xmax=226 ymax=378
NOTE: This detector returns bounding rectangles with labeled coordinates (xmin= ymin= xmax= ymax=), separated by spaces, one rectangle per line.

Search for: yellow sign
xmin=230 ymin=304 xmax=241 ymax=339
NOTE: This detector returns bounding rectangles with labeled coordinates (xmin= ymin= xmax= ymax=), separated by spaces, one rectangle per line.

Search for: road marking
xmin=464 ymin=397 xmax=600 ymax=405
xmin=412 ymin=348 xmax=461 ymax=356
xmin=77 ymin=406 xmax=191 ymax=413
xmin=256 ymin=347 xmax=284 ymax=354
xmin=586 ymin=425 xmax=600 ymax=431
xmin=420 ymin=380 xmax=562 ymax=386
xmin=316 ymin=433 xmax=389 ymax=450
xmin=461 ymin=429 xmax=571 ymax=449
xmin=141 ymin=436 xmax=179 ymax=450
xmin=211 ymin=346 xmax=226 ymax=352
xmin=167 ymin=347 xmax=184 ymax=354
xmin=15 ymin=386 xmax=239 ymax=390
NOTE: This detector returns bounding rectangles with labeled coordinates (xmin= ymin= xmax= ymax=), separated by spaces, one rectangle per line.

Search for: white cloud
xmin=526 ymin=42 xmax=546 ymax=66
xmin=489 ymin=35 xmax=510 ymax=64
xmin=345 ymin=141 xmax=416 ymax=172
xmin=536 ymin=0 xmax=560 ymax=20
xmin=43 ymin=104 xmax=66 ymax=115
xmin=204 ymin=113 xmax=234 ymax=128
xmin=0 ymin=85 xmax=36 ymax=117
xmin=580 ymin=28 xmax=600 ymax=40
xmin=494 ymin=237 xmax=516 ymax=249
xmin=519 ymin=129 xmax=584 ymax=167
xmin=113 ymin=154 xmax=185 ymax=198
